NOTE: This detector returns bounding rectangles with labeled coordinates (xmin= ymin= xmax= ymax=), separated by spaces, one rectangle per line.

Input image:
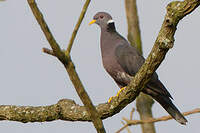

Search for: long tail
xmin=144 ymin=89 xmax=187 ymax=125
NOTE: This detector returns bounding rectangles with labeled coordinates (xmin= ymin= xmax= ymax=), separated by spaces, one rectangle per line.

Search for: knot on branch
xmin=166 ymin=0 xmax=200 ymax=26
xmin=158 ymin=37 xmax=174 ymax=49
xmin=166 ymin=1 xmax=185 ymax=26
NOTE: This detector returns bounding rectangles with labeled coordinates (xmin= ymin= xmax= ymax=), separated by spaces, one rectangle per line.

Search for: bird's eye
xmin=100 ymin=15 xmax=104 ymax=19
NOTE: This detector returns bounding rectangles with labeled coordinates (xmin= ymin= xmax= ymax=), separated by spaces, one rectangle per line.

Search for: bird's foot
xmin=108 ymin=96 xmax=114 ymax=103
xmin=108 ymin=87 xmax=126 ymax=103
xmin=116 ymin=87 xmax=126 ymax=97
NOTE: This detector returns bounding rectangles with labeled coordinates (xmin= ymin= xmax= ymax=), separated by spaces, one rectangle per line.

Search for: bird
xmin=89 ymin=12 xmax=187 ymax=125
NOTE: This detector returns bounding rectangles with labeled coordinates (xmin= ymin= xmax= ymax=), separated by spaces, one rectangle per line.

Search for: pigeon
xmin=89 ymin=12 xmax=187 ymax=125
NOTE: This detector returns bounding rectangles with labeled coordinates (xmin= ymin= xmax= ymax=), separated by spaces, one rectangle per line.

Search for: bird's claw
xmin=108 ymin=87 xmax=126 ymax=103
xmin=108 ymin=96 xmax=114 ymax=103
xmin=116 ymin=87 xmax=126 ymax=96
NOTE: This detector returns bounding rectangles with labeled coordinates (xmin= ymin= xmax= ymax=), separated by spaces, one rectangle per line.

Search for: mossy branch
xmin=0 ymin=0 xmax=199 ymax=131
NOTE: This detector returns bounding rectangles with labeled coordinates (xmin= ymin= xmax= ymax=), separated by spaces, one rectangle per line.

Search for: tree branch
xmin=27 ymin=0 xmax=106 ymax=133
xmin=0 ymin=0 xmax=198 ymax=129
xmin=124 ymin=108 xmax=200 ymax=125
xmin=66 ymin=0 xmax=91 ymax=54
xmin=27 ymin=0 xmax=67 ymax=64
xmin=121 ymin=121 xmax=132 ymax=133
xmin=125 ymin=0 xmax=143 ymax=54
xmin=116 ymin=108 xmax=200 ymax=133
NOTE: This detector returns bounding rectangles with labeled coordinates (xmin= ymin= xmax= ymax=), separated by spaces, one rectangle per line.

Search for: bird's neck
xmin=106 ymin=22 xmax=116 ymax=32
xmin=100 ymin=26 xmax=118 ymax=56
xmin=100 ymin=23 xmax=117 ymax=39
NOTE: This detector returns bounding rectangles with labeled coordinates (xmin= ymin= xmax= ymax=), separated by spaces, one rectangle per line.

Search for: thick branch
xmin=0 ymin=99 xmax=123 ymax=122
xmin=0 ymin=99 xmax=199 ymax=125
xmin=0 ymin=0 xmax=198 ymax=124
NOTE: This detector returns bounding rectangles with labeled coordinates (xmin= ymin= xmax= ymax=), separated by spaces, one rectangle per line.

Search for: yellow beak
xmin=89 ymin=19 xmax=96 ymax=25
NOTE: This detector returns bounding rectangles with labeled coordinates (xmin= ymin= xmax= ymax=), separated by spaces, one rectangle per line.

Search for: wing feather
xmin=115 ymin=42 xmax=172 ymax=98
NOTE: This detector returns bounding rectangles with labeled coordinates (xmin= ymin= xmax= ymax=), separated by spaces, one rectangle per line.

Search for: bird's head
xmin=89 ymin=12 xmax=115 ymax=30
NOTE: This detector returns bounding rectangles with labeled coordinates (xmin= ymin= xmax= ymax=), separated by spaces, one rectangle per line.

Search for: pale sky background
xmin=0 ymin=0 xmax=199 ymax=133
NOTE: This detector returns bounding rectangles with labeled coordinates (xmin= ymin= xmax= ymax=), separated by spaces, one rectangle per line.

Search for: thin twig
xmin=126 ymin=108 xmax=200 ymax=124
xmin=121 ymin=121 xmax=132 ymax=133
xmin=117 ymin=108 xmax=200 ymax=133
xmin=42 ymin=48 xmax=66 ymax=56
xmin=27 ymin=0 xmax=66 ymax=63
xmin=66 ymin=0 xmax=91 ymax=54
xmin=42 ymin=48 xmax=55 ymax=56
xmin=130 ymin=108 xmax=135 ymax=120
xmin=116 ymin=124 xmax=129 ymax=133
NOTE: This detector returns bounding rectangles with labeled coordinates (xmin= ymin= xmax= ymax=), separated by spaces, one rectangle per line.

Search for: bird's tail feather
xmin=144 ymin=90 xmax=187 ymax=125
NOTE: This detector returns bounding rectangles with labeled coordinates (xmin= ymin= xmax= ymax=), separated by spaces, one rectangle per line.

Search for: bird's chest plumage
xmin=102 ymin=53 xmax=131 ymax=87
xmin=100 ymin=33 xmax=122 ymax=74
xmin=102 ymin=50 xmax=121 ymax=75
xmin=100 ymin=32 xmax=131 ymax=86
